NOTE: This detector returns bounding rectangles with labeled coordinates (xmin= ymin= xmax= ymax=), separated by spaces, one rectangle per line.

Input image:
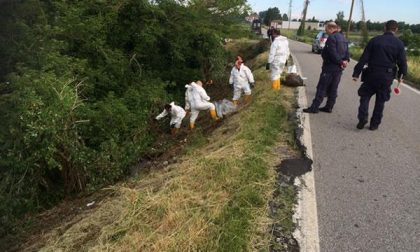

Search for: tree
xmin=259 ymin=10 xmax=267 ymax=21
xmin=335 ymin=11 xmax=346 ymax=29
xmin=262 ymin=7 xmax=282 ymax=26
xmin=401 ymin=29 xmax=413 ymax=46
xmin=282 ymin=13 xmax=289 ymax=21
xmin=309 ymin=16 xmax=318 ymax=22
xmin=409 ymin=24 xmax=420 ymax=34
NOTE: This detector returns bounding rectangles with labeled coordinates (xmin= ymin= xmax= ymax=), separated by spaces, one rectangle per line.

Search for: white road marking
xmin=401 ymin=82 xmax=420 ymax=95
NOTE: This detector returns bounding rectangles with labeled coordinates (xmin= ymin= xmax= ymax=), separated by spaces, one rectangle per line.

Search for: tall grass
xmin=30 ymin=45 xmax=298 ymax=252
xmin=407 ymin=56 xmax=420 ymax=84
xmin=349 ymin=46 xmax=363 ymax=60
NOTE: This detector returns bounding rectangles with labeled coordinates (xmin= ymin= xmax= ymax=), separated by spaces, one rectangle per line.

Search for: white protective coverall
xmin=185 ymin=82 xmax=216 ymax=126
xmin=155 ymin=102 xmax=186 ymax=128
xmin=229 ymin=64 xmax=255 ymax=101
xmin=268 ymin=35 xmax=290 ymax=81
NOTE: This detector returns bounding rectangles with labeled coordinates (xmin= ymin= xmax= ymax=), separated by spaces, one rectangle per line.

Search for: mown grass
xmin=23 ymin=42 xmax=298 ymax=252
xmin=208 ymin=81 xmax=294 ymax=251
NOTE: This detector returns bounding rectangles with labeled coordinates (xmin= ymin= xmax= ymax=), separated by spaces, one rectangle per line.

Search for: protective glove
xmin=250 ymin=82 xmax=255 ymax=88
xmin=266 ymin=63 xmax=270 ymax=70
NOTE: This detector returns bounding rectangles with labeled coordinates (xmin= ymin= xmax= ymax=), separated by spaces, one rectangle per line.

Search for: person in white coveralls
xmin=155 ymin=102 xmax=186 ymax=135
xmin=185 ymin=80 xmax=218 ymax=129
xmin=229 ymin=56 xmax=255 ymax=105
xmin=267 ymin=29 xmax=290 ymax=90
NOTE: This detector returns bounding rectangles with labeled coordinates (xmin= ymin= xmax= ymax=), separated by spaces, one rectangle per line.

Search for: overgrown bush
xmin=0 ymin=0 xmax=249 ymax=235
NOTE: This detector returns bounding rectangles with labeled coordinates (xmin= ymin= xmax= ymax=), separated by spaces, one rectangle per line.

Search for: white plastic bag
xmin=214 ymin=99 xmax=237 ymax=118
xmin=288 ymin=65 xmax=297 ymax=74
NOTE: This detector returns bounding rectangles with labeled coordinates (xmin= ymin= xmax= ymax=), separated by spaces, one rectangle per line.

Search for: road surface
xmin=261 ymin=27 xmax=268 ymax=39
xmin=290 ymin=40 xmax=420 ymax=252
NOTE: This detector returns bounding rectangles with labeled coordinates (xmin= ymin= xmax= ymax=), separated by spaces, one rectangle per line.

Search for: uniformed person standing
xmin=352 ymin=20 xmax=407 ymax=130
xmin=303 ymin=22 xmax=350 ymax=113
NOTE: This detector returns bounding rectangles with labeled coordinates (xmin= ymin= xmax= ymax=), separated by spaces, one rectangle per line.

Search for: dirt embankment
xmin=1 ymin=39 xmax=273 ymax=252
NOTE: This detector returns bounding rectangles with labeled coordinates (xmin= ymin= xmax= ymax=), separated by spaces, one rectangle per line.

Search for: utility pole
xmin=360 ymin=0 xmax=369 ymax=46
xmin=288 ymin=0 xmax=292 ymax=29
xmin=298 ymin=0 xmax=309 ymax=36
xmin=346 ymin=0 xmax=355 ymax=39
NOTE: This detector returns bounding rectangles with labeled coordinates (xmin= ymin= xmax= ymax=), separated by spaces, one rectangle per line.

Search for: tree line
xmin=258 ymin=7 xmax=289 ymax=26
xmin=0 ymin=0 xmax=249 ymax=235
xmin=258 ymin=6 xmax=420 ymax=36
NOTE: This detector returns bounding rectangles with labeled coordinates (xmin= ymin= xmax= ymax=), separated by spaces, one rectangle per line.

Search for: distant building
xmin=246 ymin=13 xmax=259 ymax=23
xmin=270 ymin=20 xmax=282 ymax=29
xmin=280 ymin=21 xmax=325 ymax=30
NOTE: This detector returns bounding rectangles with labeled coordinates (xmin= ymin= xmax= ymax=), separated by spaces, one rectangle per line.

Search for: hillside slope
xmin=4 ymin=40 xmax=301 ymax=252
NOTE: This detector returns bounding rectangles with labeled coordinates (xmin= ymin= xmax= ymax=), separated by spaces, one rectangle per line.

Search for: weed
xmin=14 ymin=39 xmax=299 ymax=252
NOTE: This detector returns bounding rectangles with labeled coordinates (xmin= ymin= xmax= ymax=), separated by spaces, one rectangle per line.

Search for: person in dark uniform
xmin=352 ymin=20 xmax=407 ymax=130
xmin=303 ymin=22 xmax=350 ymax=113
xmin=267 ymin=26 xmax=274 ymax=42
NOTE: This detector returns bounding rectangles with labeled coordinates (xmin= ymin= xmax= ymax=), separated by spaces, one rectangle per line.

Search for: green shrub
xmin=0 ymin=0 xmax=249 ymax=236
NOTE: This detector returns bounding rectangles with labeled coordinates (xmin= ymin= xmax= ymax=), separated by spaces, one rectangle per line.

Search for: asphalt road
xmin=290 ymin=40 xmax=420 ymax=252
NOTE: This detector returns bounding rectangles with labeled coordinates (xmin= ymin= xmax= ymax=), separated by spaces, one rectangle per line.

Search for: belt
xmin=368 ymin=66 xmax=395 ymax=73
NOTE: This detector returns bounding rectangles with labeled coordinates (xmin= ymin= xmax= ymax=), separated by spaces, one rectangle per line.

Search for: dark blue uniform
xmin=353 ymin=32 xmax=407 ymax=128
xmin=306 ymin=31 xmax=350 ymax=112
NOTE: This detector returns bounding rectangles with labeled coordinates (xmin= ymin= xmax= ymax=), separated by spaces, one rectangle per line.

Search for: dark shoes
xmin=357 ymin=120 xmax=368 ymax=129
xmin=303 ymin=108 xmax=319 ymax=113
xmin=303 ymin=106 xmax=331 ymax=113
xmin=357 ymin=120 xmax=379 ymax=130
xmin=319 ymin=106 xmax=332 ymax=113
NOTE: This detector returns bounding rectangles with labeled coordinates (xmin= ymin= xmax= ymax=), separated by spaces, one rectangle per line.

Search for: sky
xmin=247 ymin=0 xmax=420 ymax=24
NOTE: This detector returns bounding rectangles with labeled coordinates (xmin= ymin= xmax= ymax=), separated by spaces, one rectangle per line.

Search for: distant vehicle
xmin=312 ymin=31 xmax=328 ymax=53
xmin=251 ymin=19 xmax=262 ymax=35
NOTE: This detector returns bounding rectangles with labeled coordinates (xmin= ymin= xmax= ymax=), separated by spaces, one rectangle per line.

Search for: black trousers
xmin=357 ymin=72 xmax=393 ymax=126
xmin=310 ymin=70 xmax=343 ymax=110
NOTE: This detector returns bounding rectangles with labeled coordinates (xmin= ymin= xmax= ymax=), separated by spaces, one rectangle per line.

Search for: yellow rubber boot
xmin=209 ymin=109 xmax=219 ymax=120
xmin=189 ymin=122 xmax=195 ymax=130
xmin=171 ymin=128 xmax=178 ymax=135
xmin=244 ymin=94 xmax=251 ymax=103
xmin=272 ymin=79 xmax=281 ymax=90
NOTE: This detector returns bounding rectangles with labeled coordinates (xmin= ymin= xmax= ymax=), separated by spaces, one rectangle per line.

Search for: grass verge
xmin=11 ymin=42 xmax=299 ymax=252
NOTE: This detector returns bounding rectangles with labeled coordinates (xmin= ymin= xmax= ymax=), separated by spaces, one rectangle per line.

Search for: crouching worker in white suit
xmin=229 ymin=56 xmax=255 ymax=106
xmin=155 ymin=102 xmax=186 ymax=135
xmin=185 ymin=80 xmax=218 ymax=129
xmin=267 ymin=29 xmax=290 ymax=90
